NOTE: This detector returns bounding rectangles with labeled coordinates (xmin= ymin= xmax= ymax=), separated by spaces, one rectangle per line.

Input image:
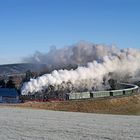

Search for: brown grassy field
xmin=4 ymin=94 xmax=140 ymax=115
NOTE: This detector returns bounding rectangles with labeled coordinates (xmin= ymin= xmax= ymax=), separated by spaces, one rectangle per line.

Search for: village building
xmin=0 ymin=88 xmax=19 ymax=103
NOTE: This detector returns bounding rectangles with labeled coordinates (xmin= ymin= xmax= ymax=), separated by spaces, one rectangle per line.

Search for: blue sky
xmin=0 ymin=0 xmax=140 ymax=64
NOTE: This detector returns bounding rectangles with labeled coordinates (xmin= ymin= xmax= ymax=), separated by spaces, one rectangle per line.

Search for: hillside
xmin=0 ymin=63 xmax=47 ymax=75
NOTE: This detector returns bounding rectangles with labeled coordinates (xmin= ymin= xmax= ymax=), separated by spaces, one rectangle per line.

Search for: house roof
xmin=0 ymin=88 xmax=18 ymax=97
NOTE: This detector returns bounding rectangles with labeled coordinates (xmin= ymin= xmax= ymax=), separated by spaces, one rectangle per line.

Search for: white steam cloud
xmin=23 ymin=41 xmax=118 ymax=67
xmin=22 ymin=42 xmax=140 ymax=95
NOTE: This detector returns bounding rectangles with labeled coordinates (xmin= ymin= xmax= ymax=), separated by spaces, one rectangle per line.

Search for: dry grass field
xmin=1 ymin=107 xmax=140 ymax=140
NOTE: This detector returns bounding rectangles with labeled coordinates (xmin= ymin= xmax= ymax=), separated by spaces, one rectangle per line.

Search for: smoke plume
xmin=23 ymin=41 xmax=118 ymax=68
xmin=21 ymin=42 xmax=140 ymax=95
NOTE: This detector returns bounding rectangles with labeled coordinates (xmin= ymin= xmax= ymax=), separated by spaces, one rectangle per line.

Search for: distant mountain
xmin=0 ymin=63 xmax=47 ymax=75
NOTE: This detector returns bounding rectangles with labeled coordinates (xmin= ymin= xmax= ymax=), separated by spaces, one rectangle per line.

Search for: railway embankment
xmin=4 ymin=93 xmax=140 ymax=115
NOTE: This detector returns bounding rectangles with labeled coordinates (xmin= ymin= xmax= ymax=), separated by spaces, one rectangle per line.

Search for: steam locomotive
xmin=20 ymin=83 xmax=139 ymax=102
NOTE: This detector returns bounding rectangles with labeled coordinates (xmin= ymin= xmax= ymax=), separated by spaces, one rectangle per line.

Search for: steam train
xmin=20 ymin=83 xmax=139 ymax=102
xmin=69 ymin=84 xmax=139 ymax=100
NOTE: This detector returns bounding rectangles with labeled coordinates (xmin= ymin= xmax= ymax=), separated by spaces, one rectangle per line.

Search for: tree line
xmin=0 ymin=70 xmax=38 ymax=89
